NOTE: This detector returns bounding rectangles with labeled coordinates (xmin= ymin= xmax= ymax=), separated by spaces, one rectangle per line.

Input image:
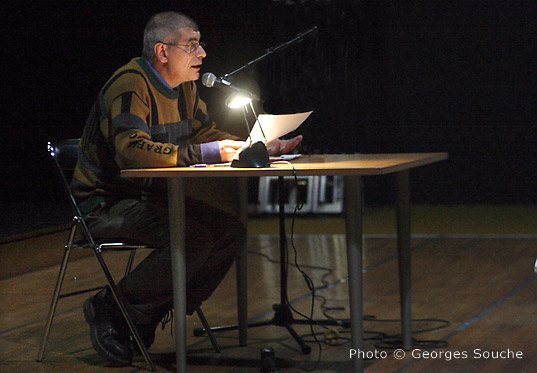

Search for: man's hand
xmin=266 ymin=135 xmax=303 ymax=156
xmin=219 ymin=140 xmax=246 ymax=162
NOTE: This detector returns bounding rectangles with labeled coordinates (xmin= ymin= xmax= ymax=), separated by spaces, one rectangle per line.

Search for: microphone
xmin=201 ymin=72 xmax=260 ymax=100
xmin=201 ymin=72 xmax=233 ymax=89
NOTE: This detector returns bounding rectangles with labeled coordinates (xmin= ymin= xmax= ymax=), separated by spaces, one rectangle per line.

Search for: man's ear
xmin=154 ymin=43 xmax=167 ymax=63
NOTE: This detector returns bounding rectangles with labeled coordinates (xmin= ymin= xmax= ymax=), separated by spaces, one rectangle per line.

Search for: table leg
xmin=344 ymin=175 xmax=364 ymax=372
xmin=396 ymin=170 xmax=412 ymax=350
xmin=168 ymin=177 xmax=187 ymax=373
xmin=236 ymin=177 xmax=248 ymax=346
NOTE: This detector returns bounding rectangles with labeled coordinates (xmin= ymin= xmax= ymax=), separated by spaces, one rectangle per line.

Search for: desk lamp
xmin=226 ymin=92 xmax=270 ymax=168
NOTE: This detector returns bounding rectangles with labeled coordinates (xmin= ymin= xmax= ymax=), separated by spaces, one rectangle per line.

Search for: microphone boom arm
xmin=222 ymin=26 xmax=318 ymax=80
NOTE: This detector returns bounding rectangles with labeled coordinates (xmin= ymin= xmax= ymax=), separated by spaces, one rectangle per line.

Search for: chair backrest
xmin=47 ymin=139 xmax=96 ymax=243
xmin=47 ymin=139 xmax=81 ymax=203
xmin=47 ymin=138 xmax=80 ymax=170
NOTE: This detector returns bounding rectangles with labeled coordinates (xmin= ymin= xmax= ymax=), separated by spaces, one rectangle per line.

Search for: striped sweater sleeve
xmin=110 ymin=91 xmax=204 ymax=168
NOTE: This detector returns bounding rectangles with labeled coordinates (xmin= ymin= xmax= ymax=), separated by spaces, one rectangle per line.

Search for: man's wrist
xmin=200 ymin=141 xmax=222 ymax=164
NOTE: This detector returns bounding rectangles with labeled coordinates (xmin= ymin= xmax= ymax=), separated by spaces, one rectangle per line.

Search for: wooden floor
xmin=1 ymin=208 xmax=537 ymax=372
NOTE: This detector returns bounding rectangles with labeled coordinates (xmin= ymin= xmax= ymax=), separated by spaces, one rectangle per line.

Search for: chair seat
xmin=73 ymin=238 xmax=151 ymax=251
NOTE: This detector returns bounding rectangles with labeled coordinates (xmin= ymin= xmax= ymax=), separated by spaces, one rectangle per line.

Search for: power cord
xmin=363 ymin=315 xmax=450 ymax=350
xmin=251 ymin=247 xmax=451 ymax=359
xmin=260 ymin=161 xmax=451 ymax=369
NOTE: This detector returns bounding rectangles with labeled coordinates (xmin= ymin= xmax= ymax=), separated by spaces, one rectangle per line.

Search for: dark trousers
xmin=85 ymin=196 xmax=246 ymax=322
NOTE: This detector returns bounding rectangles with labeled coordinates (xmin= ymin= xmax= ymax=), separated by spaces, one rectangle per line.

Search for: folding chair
xmin=37 ymin=139 xmax=221 ymax=371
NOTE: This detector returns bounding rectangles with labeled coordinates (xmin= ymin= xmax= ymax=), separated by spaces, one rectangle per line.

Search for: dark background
xmin=5 ymin=0 xmax=537 ymax=206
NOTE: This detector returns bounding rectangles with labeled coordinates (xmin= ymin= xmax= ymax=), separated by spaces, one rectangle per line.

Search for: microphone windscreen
xmin=201 ymin=72 xmax=216 ymax=87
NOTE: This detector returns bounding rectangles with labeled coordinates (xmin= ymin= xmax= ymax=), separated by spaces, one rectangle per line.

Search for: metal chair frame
xmin=37 ymin=139 xmax=220 ymax=371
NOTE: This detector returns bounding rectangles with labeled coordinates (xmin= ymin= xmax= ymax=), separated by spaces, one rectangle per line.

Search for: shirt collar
xmin=143 ymin=57 xmax=174 ymax=90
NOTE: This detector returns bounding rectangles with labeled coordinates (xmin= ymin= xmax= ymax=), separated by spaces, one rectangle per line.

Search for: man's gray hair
xmin=142 ymin=11 xmax=199 ymax=61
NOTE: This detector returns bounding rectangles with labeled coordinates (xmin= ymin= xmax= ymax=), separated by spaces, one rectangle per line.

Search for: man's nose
xmin=196 ymin=45 xmax=207 ymax=58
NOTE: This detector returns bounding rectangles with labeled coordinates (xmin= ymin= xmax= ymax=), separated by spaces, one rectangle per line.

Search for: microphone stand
xmin=222 ymin=26 xmax=318 ymax=81
xmin=194 ymin=178 xmax=348 ymax=356
xmin=195 ymin=25 xmax=347 ymax=355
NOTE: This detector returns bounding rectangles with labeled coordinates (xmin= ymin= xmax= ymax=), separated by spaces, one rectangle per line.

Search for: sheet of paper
xmin=247 ymin=111 xmax=312 ymax=143
xmin=270 ymin=154 xmax=302 ymax=162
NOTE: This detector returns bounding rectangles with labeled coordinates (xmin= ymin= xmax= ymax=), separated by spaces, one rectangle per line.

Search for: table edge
xmin=121 ymin=152 xmax=449 ymax=178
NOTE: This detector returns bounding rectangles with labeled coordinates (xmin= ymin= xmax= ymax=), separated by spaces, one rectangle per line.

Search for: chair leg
xmin=93 ymin=247 xmax=157 ymax=371
xmin=37 ymin=225 xmax=76 ymax=362
xmin=124 ymin=250 xmax=137 ymax=277
xmin=196 ymin=307 xmax=221 ymax=353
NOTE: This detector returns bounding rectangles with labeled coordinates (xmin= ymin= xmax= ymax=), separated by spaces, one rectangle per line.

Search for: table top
xmin=121 ymin=153 xmax=448 ymax=178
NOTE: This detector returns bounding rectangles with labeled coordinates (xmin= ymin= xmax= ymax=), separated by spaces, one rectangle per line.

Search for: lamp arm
xmin=242 ymin=106 xmax=253 ymax=146
xmin=248 ymin=102 xmax=268 ymax=144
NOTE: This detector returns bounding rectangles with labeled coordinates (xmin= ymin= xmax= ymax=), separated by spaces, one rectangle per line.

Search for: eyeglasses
xmin=161 ymin=41 xmax=206 ymax=54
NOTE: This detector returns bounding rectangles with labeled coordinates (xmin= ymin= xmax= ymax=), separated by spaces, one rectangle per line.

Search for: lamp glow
xmin=225 ymin=93 xmax=253 ymax=109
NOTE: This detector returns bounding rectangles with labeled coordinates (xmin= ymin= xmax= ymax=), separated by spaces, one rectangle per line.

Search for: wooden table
xmin=121 ymin=153 xmax=448 ymax=372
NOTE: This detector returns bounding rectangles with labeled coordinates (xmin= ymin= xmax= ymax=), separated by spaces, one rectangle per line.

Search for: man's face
xmin=165 ymin=28 xmax=206 ymax=85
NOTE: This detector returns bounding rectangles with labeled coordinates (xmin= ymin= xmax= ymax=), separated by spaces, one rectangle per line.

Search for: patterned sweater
xmin=71 ymin=57 xmax=239 ymax=212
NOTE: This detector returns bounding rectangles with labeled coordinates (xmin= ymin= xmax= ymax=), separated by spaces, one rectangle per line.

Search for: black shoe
xmin=134 ymin=300 xmax=200 ymax=350
xmin=132 ymin=322 xmax=158 ymax=354
xmin=133 ymin=305 xmax=173 ymax=354
xmin=83 ymin=293 xmax=133 ymax=366
xmin=130 ymin=300 xmax=201 ymax=354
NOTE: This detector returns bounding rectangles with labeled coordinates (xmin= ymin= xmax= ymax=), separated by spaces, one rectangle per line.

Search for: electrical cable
xmin=259 ymin=161 xmax=450 ymax=368
xmin=362 ymin=315 xmax=450 ymax=350
xmin=252 ymin=235 xmax=451 ymax=356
